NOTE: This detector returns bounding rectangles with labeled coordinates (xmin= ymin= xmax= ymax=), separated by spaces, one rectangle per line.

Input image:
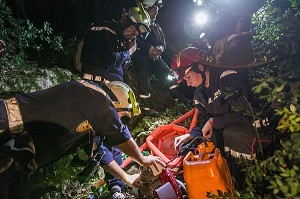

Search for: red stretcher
xmin=121 ymin=108 xmax=198 ymax=169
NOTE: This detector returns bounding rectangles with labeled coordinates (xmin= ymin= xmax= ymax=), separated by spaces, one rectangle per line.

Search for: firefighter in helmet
xmin=173 ymin=47 xmax=271 ymax=188
xmin=0 ymin=80 xmax=165 ymax=198
xmin=75 ymin=7 xmax=151 ymax=195
xmin=131 ymin=0 xmax=172 ymax=117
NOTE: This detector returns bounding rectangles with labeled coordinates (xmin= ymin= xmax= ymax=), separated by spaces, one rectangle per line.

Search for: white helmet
xmin=142 ymin=0 xmax=163 ymax=9
xmin=106 ymin=81 xmax=141 ymax=118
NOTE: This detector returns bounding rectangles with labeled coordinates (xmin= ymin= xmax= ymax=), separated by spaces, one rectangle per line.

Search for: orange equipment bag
xmin=183 ymin=142 xmax=233 ymax=199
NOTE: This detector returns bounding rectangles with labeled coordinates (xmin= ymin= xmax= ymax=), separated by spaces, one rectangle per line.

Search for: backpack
xmin=73 ymin=25 xmax=117 ymax=73
xmin=213 ymin=32 xmax=253 ymax=66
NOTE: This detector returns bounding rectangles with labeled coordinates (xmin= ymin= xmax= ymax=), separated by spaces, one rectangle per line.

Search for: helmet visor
xmin=128 ymin=90 xmax=141 ymax=116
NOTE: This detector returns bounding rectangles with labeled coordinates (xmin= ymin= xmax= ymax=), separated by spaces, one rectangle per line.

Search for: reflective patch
xmin=4 ymin=97 xmax=24 ymax=133
xmin=224 ymin=146 xmax=254 ymax=159
xmin=76 ymin=120 xmax=92 ymax=133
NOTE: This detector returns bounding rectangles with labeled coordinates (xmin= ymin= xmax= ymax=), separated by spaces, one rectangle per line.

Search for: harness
xmin=83 ymin=73 xmax=110 ymax=83
xmin=78 ymin=79 xmax=111 ymax=101
xmin=74 ymin=25 xmax=118 ymax=73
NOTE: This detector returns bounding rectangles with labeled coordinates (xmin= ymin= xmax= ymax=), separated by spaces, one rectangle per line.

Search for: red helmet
xmin=171 ymin=47 xmax=202 ymax=82
xmin=0 ymin=40 xmax=5 ymax=59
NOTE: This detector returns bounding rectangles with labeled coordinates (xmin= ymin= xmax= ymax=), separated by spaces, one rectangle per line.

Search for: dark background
xmin=5 ymin=0 xmax=263 ymax=65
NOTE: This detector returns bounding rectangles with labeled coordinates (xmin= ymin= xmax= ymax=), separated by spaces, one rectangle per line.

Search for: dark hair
xmin=189 ymin=63 xmax=207 ymax=88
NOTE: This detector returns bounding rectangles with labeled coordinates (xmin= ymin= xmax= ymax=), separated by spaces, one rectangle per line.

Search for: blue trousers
xmin=95 ymin=137 xmax=125 ymax=192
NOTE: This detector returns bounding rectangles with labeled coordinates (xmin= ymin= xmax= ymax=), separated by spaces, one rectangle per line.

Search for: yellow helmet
xmin=106 ymin=81 xmax=141 ymax=118
xmin=127 ymin=6 xmax=151 ymax=34
xmin=121 ymin=5 xmax=151 ymax=35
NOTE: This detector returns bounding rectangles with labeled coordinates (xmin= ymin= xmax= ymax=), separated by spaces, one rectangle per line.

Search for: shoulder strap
xmin=90 ymin=26 xmax=116 ymax=35
xmin=73 ymin=25 xmax=117 ymax=73
xmin=78 ymin=80 xmax=110 ymax=100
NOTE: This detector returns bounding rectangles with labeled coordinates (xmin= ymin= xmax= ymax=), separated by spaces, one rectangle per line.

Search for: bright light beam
xmin=195 ymin=12 xmax=208 ymax=25
xmin=197 ymin=0 xmax=203 ymax=6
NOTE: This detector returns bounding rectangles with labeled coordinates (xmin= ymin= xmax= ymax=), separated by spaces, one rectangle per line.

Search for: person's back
xmin=0 ymin=80 xmax=165 ymax=198
xmin=81 ymin=21 xmax=131 ymax=82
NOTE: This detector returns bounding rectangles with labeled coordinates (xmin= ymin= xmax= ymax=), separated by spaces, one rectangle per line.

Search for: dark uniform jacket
xmin=81 ymin=21 xmax=131 ymax=81
xmin=189 ymin=69 xmax=253 ymax=138
xmin=136 ymin=21 xmax=166 ymax=55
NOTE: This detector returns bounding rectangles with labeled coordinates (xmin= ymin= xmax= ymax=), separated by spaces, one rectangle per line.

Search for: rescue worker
xmin=76 ymin=7 xmax=151 ymax=194
xmin=0 ymin=80 xmax=164 ymax=199
xmin=173 ymin=45 xmax=271 ymax=188
xmin=79 ymin=7 xmax=150 ymax=82
xmin=132 ymin=0 xmax=171 ymax=117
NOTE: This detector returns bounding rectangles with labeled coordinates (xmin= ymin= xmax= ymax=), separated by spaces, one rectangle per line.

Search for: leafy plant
xmin=0 ymin=0 xmax=63 ymax=64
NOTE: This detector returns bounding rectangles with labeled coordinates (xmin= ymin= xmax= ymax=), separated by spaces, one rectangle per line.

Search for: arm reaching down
xmin=101 ymin=160 xmax=140 ymax=188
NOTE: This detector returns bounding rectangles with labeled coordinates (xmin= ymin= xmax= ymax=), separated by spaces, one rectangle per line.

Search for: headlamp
xmin=167 ymin=70 xmax=180 ymax=89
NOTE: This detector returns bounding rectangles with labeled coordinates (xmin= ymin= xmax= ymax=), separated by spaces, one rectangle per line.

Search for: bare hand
xmin=153 ymin=46 xmax=163 ymax=56
xmin=202 ymin=120 xmax=213 ymax=140
xmin=141 ymin=155 xmax=165 ymax=173
xmin=174 ymin=134 xmax=193 ymax=150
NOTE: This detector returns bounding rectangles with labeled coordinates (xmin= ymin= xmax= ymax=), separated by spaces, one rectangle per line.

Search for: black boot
xmin=139 ymin=97 xmax=160 ymax=117
xmin=226 ymin=154 xmax=245 ymax=191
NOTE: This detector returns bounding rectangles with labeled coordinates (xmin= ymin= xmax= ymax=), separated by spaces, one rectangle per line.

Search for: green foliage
xmin=28 ymin=155 xmax=82 ymax=198
xmin=165 ymin=99 xmax=193 ymax=118
xmin=289 ymin=0 xmax=300 ymax=8
xmin=276 ymin=104 xmax=300 ymax=133
xmin=207 ymin=134 xmax=300 ymax=199
xmin=0 ymin=0 xmax=79 ymax=97
xmin=252 ymin=0 xmax=300 ymax=78
xmin=0 ymin=0 xmax=63 ymax=64
xmin=239 ymin=133 xmax=300 ymax=198
xmin=251 ymin=0 xmax=300 ymax=129
xmin=0 ymin=61 xmax=79 ymax=95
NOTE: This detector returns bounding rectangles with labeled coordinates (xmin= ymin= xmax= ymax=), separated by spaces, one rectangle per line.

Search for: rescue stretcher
xmin=121 ymin=108 xmax=198 ymax=169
